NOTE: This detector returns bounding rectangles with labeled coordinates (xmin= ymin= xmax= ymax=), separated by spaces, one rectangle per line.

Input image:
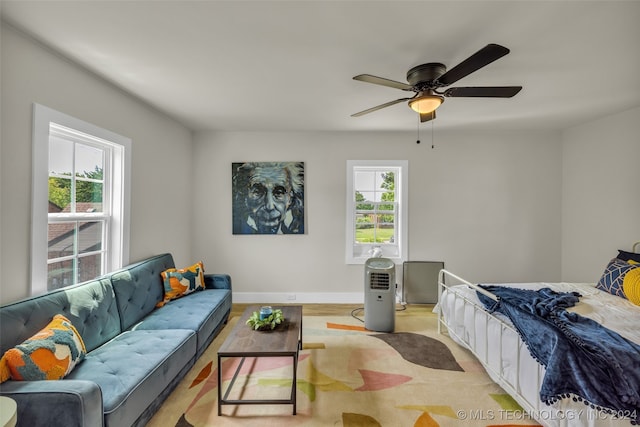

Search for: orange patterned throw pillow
xmin=157 ymin=261 xmax=206 ymax=307
xmin=0 ymin=314 xmax=86 ymax=383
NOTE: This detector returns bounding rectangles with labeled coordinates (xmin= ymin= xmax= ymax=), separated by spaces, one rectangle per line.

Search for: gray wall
xmin=1 ymin=24 xmax=194 ymax=304
xmin=561 ymin=106 xmax=640 ymax=282
xmin=192 ymin=129 xmax=562 ymax=302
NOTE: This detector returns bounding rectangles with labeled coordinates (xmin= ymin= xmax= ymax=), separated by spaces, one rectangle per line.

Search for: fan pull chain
xmin=431 ymin=118 xmax=435 ymax=149
xmin=415 ymin=115 xmax=436 ymax=148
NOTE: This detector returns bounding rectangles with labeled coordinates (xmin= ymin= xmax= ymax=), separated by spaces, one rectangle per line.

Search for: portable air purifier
xmin=364 ymin=257 xmax=395 ymax=332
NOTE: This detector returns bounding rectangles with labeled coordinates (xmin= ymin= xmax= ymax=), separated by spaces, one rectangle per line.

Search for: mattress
xmin=438 ymin=282 xmax=640 ymax=427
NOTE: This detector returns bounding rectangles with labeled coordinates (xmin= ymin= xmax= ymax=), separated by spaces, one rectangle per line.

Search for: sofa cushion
xmin=131 ymin=289 xmax=231 ymax=355
xmin=0 ymin=379 xmax=103 ymax=427
xmin=110 ymin=253 xmax=175 ymax=331
xmin=67 ymin=329 xmax=196 ymax=427
xmin=157 ymin=261 xmax=206 ymax=307
xmin=0 ymin=278 xmax=120 ymax=355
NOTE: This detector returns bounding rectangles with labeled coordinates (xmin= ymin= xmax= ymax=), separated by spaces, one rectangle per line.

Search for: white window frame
xmin=346 ymin=160 xmax=408 ymax=265
xmin=31 ymin=104 xmax=131 ymax=295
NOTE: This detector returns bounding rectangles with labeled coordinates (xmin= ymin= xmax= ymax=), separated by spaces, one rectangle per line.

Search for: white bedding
xmin=439 ymin=281 xmax=640 ymax=427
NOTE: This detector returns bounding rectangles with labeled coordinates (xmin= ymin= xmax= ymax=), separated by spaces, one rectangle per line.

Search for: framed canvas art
xmin=231 ymin=161 xmax=305 ymax=235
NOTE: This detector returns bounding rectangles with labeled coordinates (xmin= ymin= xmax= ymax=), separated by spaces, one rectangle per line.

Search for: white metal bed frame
xmin=437 ymin=269 xmax=546 ymax=420
xmin=436 ymin=240 xmax=640 ymax=426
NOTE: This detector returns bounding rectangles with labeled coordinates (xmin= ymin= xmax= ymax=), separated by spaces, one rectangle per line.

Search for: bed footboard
xmin=436 ymin=269 xmax=545 ymax=423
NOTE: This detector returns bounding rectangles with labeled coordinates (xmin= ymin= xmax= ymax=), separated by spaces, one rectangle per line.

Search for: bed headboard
xmin=634 ymin=241 xmax=640 ymax=253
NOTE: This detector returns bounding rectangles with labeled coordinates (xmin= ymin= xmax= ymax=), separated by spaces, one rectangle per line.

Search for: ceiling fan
xmin=351 ymin=44 xmax=522 ymax=122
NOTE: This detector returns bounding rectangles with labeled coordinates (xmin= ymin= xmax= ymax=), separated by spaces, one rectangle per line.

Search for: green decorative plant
xmin=246 ymin=308 xmax=284 ymax=331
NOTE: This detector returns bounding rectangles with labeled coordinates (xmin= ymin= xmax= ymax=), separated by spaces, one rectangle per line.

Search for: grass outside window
xmin=356 ymin=227 xmax=395 ymax=243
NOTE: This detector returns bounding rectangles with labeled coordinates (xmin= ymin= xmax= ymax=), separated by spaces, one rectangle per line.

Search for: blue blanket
xmin=477 ymin=285 xmax=640 ymax=424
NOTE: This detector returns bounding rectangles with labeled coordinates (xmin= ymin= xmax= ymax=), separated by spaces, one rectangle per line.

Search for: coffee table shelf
xmin=217 ymin=305 xmax=302 ymax=415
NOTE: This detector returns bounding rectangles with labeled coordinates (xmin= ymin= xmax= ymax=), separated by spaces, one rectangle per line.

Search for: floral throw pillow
xmin=0 ymin=314 xmax=86 ymax=382
xmin=157 ymin=261 xmax=205 ymax=307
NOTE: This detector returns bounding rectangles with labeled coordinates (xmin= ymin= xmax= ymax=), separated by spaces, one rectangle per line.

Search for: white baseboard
xmin=232 ymin=292 xmax=364 ymax=304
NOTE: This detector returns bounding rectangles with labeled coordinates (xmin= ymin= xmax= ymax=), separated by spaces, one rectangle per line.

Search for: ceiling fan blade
xmin=444 ymin=86 xmax=522 ymax=97
xmin=351 ymin=98 xmax=413 ymax=117
xmin=353 ymin=74 xmax=413 ymax=91
xmin=420 ymin=110 xmax=436 ymax=122
xmin=437 ymin=44 xmax=510 ymax=86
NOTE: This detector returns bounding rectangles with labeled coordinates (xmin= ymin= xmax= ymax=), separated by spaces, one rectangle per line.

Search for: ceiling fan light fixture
xmin=409 ymin=94 xmax=444 ymax=114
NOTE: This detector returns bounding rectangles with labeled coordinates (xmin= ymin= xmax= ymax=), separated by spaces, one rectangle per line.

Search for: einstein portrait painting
xmin=231 ymin=162 xmax=305 ymax=235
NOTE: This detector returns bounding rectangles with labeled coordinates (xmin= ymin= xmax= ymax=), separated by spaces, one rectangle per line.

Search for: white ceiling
xmin=2 ymin=0 xmax=640 ymax=132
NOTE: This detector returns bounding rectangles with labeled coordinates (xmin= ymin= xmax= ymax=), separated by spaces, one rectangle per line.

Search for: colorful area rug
xmin=147 ymin=313 xmax=541 ymax=426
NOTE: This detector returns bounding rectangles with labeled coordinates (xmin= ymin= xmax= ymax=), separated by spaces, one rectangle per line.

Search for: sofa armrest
xmin=0 ymin=380 xmax=103 ymax=427
xmin=204 ymin=274 xmax=232 ymax=290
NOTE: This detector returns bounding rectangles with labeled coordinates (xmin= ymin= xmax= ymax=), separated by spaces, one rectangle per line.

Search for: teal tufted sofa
xmin=0 ymin=253 xmax=232 ymax=427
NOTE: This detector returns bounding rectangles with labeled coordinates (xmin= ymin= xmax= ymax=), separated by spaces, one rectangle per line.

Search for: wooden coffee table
xmin=217 ymin=305 xmax=303 ymax=415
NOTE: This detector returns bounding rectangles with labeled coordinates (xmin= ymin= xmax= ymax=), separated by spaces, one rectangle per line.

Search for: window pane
xmin=78 ymin=221 xmax=103 ymax=254
xmin=374 ymin=217 xmax=394 ymax=243
xmin=48 ymin=222 xmax=76 ymax=259
xmin=49 ymin=136 xmax=73 ymax=176
xmin=355 ymin=215 xmax=396 ymax=244
xmin=359 ymin=191 xmax=375 ymax=202
xmin=75 ymin=143 xmax=103 ymax=178
xmin=355 ymin=171 xmax=375 ymax=191
xmin=356 ymin=203 xmax=374 ymax=211
xmin=48 ymin=176 xmax=72 ymax=211
xmin=380 ymin=214 xmax=395 ymax=225
xmin=48 ymin=259 xmax=73 ymax=290
xmin=379 ymin=223 xmax=395 ymax=243
xmin=75 ymin=179 xmax=103 ymax=212
xmin=78 ymin=254 xmax=102 ymax=283
xmin=356 ymin=221 xmax=375 ymax=243
xmin=75 ymin=144 xmax=104 ymax=212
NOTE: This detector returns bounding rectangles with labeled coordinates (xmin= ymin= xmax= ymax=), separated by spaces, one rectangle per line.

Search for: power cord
xmin=396 ymin=285 xmax=407 ymax=311
xmin=350 ymin=301 xmax=406 ymax=323
xmin=351 ymin=307 xmax=365 ymax=322
xmin=351 ymin=285 xmax=406 ymax=321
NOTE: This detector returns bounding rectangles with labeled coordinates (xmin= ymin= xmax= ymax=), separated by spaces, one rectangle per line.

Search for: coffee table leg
xmin=292 ymin=354 xmax=297 ymax=415
xmin=217 ymin=355 xmax=222 ymax=415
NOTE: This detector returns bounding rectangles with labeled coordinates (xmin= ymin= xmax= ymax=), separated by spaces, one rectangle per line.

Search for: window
xmin=32 ymin=104 xmax=131 ymax=295
xmin=346 ymin=160 xmax=408 ymax=264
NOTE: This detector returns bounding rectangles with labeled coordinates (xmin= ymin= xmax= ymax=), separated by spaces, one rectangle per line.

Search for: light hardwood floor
xmin=231 ymin=303 xmax=435 ymax=318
